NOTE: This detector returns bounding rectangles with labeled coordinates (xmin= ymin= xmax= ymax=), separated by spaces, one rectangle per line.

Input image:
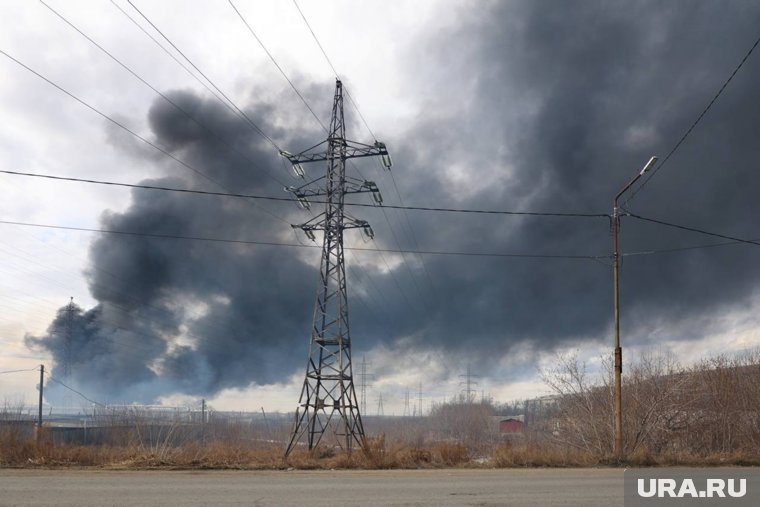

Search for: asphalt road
xmin=0 ymin=468 xmax=624 ymax=506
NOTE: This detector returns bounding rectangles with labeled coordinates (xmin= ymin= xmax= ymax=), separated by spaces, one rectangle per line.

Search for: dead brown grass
xmin=283 ymin=436 xmax=468 ymax=469
xmin=3 ymin=431 xmax=760 ymax=470
xmin=3 ymin=349 xmax=758 ymax=470
xmin=491 ymin=441 xmax=596 ymax=467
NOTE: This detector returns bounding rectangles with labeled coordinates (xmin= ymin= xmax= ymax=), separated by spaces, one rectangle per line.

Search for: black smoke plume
xmin=27 ymin=1 xmax=760 ymax=402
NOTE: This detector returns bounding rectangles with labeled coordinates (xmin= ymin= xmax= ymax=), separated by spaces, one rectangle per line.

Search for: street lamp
xmin=612 ymin=155 xmax=657 ymax=458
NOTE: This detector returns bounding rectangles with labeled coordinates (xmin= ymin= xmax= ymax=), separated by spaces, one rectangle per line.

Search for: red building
xmin=499 ymin=418 xmax=524 ymax=434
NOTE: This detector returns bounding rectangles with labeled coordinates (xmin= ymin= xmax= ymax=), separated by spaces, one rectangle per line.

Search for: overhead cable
xmin=624 ymin=31 xmax=760 ymax=205
xmin=45 ymin=374 xmax=106 ymax=407
xmin=0 ymin=169 xmax=607 ymax=217
xmin=41 ymin=0 xmax=286 ymax=188
xmin=0 ymin=367 xmax=40 ymax=375
xmin=0 ymin=218 xmax=604 ymax=260
xmin=0 ymin=49 xmax=289 ymax=224
xmin=126 ymin=0 xmax=280 ymax=150
xmin=627 ymin=212 xmax=760 ymax=247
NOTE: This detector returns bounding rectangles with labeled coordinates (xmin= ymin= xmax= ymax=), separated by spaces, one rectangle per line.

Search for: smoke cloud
xmin=26 ymin=1 xmax=760 ymax=402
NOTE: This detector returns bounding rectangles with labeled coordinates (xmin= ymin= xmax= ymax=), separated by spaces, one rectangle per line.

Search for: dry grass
xmin=4 ymin=350 xmax=758 ymax=470
xmin=285 ymin=437 xmax=469 ymax=469
xmin=3 ymin=431 xmax=760 ymax=470
xmin=492 ymin=441 xmax=596 ymax=468
xmin=0 ymin=427 xmax=474 ymax=470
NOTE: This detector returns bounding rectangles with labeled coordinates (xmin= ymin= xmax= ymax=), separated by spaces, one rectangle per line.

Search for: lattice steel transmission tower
xmin=459 ymin=362 xmax=479 ymax=403
xmin=62 ymin=297 xmax=74 ymax=381
xmin=417 ymin=381 xmax=423 ymax=417
xmin=282 ymin=79 xmax=391 ymax=456
xmin=58 ymin=297 xmax=75 ymax=409
xmin=358 ymin=355 xmax=373 ymax=416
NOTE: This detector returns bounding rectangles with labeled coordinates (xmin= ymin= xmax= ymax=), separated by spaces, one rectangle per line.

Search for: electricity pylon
xmin=283 ymin=79 xmax=391 ymax=456
xmin=59 ymin=297 xmax=75 ymax=409
xmin=62 ymin=297 xmax=74 ymax=382
xmin=459 ymin=362 xmax=479 ymax=403
xmin=358 ymin=355 xmax=373 ymax=416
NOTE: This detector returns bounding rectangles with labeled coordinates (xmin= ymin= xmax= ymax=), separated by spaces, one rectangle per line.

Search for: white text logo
xmin=637 ymin=478 xmax=746 ymax=498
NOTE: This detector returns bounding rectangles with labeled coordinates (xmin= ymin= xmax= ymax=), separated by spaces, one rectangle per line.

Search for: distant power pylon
xmin=418 ymin=382 xmax=424 ymax=417
xmin=58 ymin=297 xmax=75 ymax=408
xmin=459 ymin=362 xmax=480 ymax=403
xmin=283 ymin=79 xmax=392 ymax=456
xmin=62 ymin=297 xmax=74 ymax=382
xmin=376 ymin=393 xmax=384 ymax=417
xmin=403 ymin=388 xmax=411 ymax=417
xmin=358 ymin=356 xmax=373 ymax=416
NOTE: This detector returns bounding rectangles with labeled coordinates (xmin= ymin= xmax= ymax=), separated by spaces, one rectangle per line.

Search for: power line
xmin=0 ymin=50 xmax=207 ymax=188
xmin=41 ymin=0 xmax=286 ymax=189
xmin=290 ymin=0 xmax=376 ymax=146
xmin=288 ymin=0 xmax=376 ymax=170
xmin=627 ymin=213 xmax=760 ymax=248
xmin=291 ymin=0 xmax=339 ymax=77
xmin=229 ymin=0 xmax=327 ymax=131
xmin=126 ymin=0 xmax=280 ymax=151
xmin=111 ymin=0 xmax=284 ymax=161
xmin=385 ymin=171 xmax=441 ymax=303
xmin=373 ymin=203 xmax=429 ymax=311
xmin=624 ymin=31 xmax=760 ymax=205
xmin=623 ymin=236 xmax=760 ymax=257
xmin=0 ymin=218 xmax=604 ymax=260
xmin=0 ymin=367 xmax=39 ymax=375
xmin=45 ymin=374 xmax=105 ymax=407
xmin=0 ymin=49 xmax=289 ymax=225
xmin=109 ymin=0 xmax=230 ymax=109
xmin=0 ymin=169 xmax=607 ymax=217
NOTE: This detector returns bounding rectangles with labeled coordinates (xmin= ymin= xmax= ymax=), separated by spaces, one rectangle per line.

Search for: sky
xmin=1 ymin=0 xmax=760 ymax=415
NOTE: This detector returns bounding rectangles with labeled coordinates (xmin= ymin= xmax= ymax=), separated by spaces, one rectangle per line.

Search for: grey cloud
xmin=28 ymin=1 xmax=760 ymax=401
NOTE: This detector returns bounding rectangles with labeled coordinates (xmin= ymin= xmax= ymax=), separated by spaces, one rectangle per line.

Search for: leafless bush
xmin=539 ymin=349 xmax=760 ymax=462
xmin=540 ymin=354 xmax=613 ymax=458
xmin=2 ymin=349 xmax=758 ymax=468
xmin=427 ymin=397 xmax=499 ymax=453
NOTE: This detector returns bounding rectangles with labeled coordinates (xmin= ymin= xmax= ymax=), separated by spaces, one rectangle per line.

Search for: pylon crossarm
xmin=287 ymin=177 xmax=377 ymax=200
xmin=281 ymin=139 xmax=389 ymax=164
xmin=293 ymin=218 xmax=372 ymax=236
xmin=343 ymin=216 xmax=374 ymax=239
xmin=284 ymin=175 xmax=327 ymax=196
xmin=342 ymin=216 xmax=370 ymax=230
xmin=279 ymin=140 xmax=328 ymax=166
